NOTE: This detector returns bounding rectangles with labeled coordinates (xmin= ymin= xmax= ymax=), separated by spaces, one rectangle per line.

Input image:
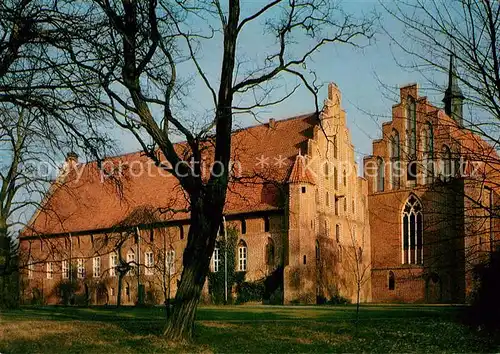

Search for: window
xmin=238 ymin=240 xmax=247 ymax=271
xmin=109 ymin=253 xmax=118 ymax=277
xmin=326 ymin=192 xmax=330 ymax=207
xmin=47 ymin=262 xmax=53 ymax=279
xmin=344 ymin=198 xmax=347 ymax=213
xmin=90 ymin=234 xmax=94 ymax=247
xmin=110 ymin=287 xmax=115 ymax=296
xmin=406 ymin=96 xmax=417 ymax=158
xmin=442 ymin=145 xmax=452 ymax=181
xmin=93 ymin=256 xmax=101 ymax=277
xmin=352 ymin=199 xmax=355 ymax=214
xmin=241 ymin=219 xmax=247 ymax=234
xmin=166 ymin=249 xmax=175 ymax=275
xmin=422 ymin=123 xmax=434 ymax=184
xmin=145 ymin=251 xmax=154 ymax=275
xmin=27 ymin=261 xmax=34 ymax=279
xmin=179 ymin=225 xmax=184 ymax=240
xmin=303 ymin=255 xmax=307 ymax=265
xmin=390 ymin=129 xmax=400 ymax=189
xmin=77 ymin=258 xmax=85 ymax=278
xmin=343 ymin=169 xmax=347 ymax=186
xmin=334 ymin=198 xmax=339 ymax=216
xmin=334 ymin=167 xmax=338 ymax=190
xmin=301 ymin=186 xmax=306 ymax=193
xmin=266 ymin=238 xmax=275 ymax=267
xmin=324 ymin=162 xmax=329 ymax=179
xmin=336 ymin=224 xmax=340 ymax=243
xmin=333 ymin=135 xmax=338 ymax=159
xmin=388 ymin=271 xmax=395 ymax=290
xmin=149 ymin=229 xmax=154 ymax=243
xmin=264 ymin=217 xmax=270 ymax=232
xmin=377 ymin=157 xmax=385 ymax=192
xmin=127 ymin=252 xmax=136 ymax=276
xmin=62 ymin=260 xmax=69 ymax=279
xmin=315 ymin=240 xmax=320 ymax=262
xmin=213 ymin=246 xmax=220 ymax=272
xmin=402 ymin=195 xmax=423 ymax=264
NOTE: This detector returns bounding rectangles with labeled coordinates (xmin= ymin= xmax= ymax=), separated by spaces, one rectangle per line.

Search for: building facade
xmin=20 ymin=83 xmax=371 ymax=306
xmin=364 ymin=60 xmax=500 ymax=303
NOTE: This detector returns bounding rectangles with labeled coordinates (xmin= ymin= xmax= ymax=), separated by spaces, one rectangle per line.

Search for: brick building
xmin=364 ymin=58 xmax=500 ymax=303
xmin=20 ymin=83 xmax=371 ymax=305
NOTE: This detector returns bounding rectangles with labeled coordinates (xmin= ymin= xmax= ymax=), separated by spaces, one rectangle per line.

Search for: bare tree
xmin=48 ymin=0 xmax=376 ymax=340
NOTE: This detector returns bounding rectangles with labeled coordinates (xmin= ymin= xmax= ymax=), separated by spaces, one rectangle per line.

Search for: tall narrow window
xmin=241 ymin=219 xmax=247 ymax=234
xmin=266 ymin=238 xmax=275 ymax=267
xmin=377 ymin=157 xmax=385 ymax=192
xmin=334 ymin=197 xmax=339 ymax=216
xmin=27 ymin=260 xmax=34 ymax=279
xmin=406 ymin=96 xmax=417 ymax=158
xmin=149 ymin=229 xmax=154 ymax=243
xmin=326 ymin=192 xmax=330 ymax=207
xmin=333 ymin=135 xmax=338 ymax=159
xmin=336 ymin=224 xmax=340 ymax=243
xmin=390 ymin=129 xmax=400 ymax=189
xmin=422 ymin=123 xmax=434 ymax=184
xmin=166 ymin=249 xmax=175 ymax=275
xmin=442 ymin=145 xmax=452 ymax=181
xmin=109 ymin=253 xmax=117 ymax=277
xmin=343 ymin=169 xmax=347 ymax=186
xmin=238 ymin=240 xmax=247 ymax=271
xmin=77 ymin=258 xmax=85 ymax=278
xmin=179 ymin=225 xmax=184 ymax=240
xmin=388 ymin=271 xmax=395 ymax=290
xmin=127 ymin=251 xmax=136 ymax=276
xmin=46 ymin=262 xmax=53 ymax=279
xmin=213 ymin=245 xmax=220 ymax=272
xmin=93 ymin=256 xmax=101 ymax=277
xmin=402 ymin=195 xmax=423 ymax=264
xmin=62 ymin=260 xmax=69 ymax=279
xmin=145 ymin=251 xmax=154 ymax=275
xmin=315 ymin=240 xmax=320 ymax=262
xmin=264 ymin=217 xmax=270 ymax=232
xmin=324 ymin=162 xmax=329 ymax=179
xmin=334 ymin=167 xmax=338 ymax=190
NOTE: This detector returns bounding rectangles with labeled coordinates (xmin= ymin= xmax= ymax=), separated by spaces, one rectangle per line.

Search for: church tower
xmin=443 ymin=55 xmax=464 ymax=126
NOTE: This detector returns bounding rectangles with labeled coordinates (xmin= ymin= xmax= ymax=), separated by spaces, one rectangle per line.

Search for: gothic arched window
xmin=390 ymin=129 xmax=400 ymax=189
xmin=421 ymin=123 xmax=434 ymax=184
xmin=377 ymin=157 xmax=385 ymax=192
xmin=402 ymin=195 xmax=423 ymax=264
xmin=442 ymin=145 xmax=452 ymax=181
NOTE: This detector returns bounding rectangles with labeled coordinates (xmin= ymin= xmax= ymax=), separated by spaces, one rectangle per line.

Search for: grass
xmin=0 ymin=304 xmax=498 ymax=353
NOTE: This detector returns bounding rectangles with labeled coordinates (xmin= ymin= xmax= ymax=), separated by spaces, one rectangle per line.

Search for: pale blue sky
xmin=110 ymin=1 xmax=450 ymax=167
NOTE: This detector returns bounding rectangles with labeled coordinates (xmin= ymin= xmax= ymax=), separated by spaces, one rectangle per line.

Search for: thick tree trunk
xmin=163 ymin=196 xmax=221 ymax=341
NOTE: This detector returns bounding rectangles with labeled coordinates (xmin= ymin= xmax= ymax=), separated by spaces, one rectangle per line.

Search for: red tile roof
xmin=24 ymin=113 xmax=317 ymax=236
xmin=288 ymin=155 xmax=316 ymax=185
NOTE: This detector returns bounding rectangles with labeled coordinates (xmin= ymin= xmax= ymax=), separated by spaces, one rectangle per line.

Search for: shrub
xmin=235 ymin=280 xmax=265 ymax=304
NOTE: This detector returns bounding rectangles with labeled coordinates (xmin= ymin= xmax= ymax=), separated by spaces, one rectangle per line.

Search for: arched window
xmin=390 ymin=129 xmax=400 ymax=189
xmin=238 ymin=240 xmax=247 ymax=271
xmin=402 ymin=195 xmax=423 ymax=264
xmin=421 ymin=123 xmax=434 ymax=184
xmin=336 ymin=224 xmax=340 ymax=243
xmin=315 ymin=240 xmax=320 ymax=262
xmin=265 ymin=238 xmax=275 ymax=267
xmin=127 ymin=251 xmax=136 ymax=276
xmin=406 ymin=96 xmax=417 ymax=158
xmin=388 ymin=271 xmax=395 ymax=290
xmin=377 ymin=157 xmax=385 ymax=192
xmin=442 ymin=145 xmax=452 ymax=181
xmin=166 ymin=249 xmax=175 ymax=275
xmin=212 ymin=243 xmax=220 ymax=272
xmin=326 ymin=192 xmax=330 ymax=207
xmin=334 ymin=167 xmax=338 ymax=190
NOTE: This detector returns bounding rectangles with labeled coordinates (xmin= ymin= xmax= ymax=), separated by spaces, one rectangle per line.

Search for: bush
xmin=235 ymin=280 xmax=265 ymax=304
xmin=467 ymin=249 xmax=500 ymax=330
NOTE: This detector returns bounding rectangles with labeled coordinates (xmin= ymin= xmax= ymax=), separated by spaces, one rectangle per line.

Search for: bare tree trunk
xmin=163 ymin=198 xmax=220 ymax=341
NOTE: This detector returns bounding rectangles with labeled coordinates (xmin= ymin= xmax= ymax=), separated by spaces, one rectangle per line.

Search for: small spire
xmin=443 ymin=55 xmax=464 ymax=126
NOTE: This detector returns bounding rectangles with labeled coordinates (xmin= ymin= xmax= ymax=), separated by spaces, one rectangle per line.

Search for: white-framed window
xmin=127 ymin=252 xmax=136 ymax=276
xmin=238 ymin=240 xmax=247 ymax=271
xmin=93 ymin=256 xmax=101 ymax=277
xmin=145 ymin=251 xmax=154 ymax=275
xmin=46 ymin=262 xmax=53 ymax=279
xmin=109 ymin=253 xmax=118 ymax=277
xmin=62 ymin=260 xmax=69 ymax=279
xmin=27 ymin=261 xmax=34 ymax=279
xmin=166 ymin=249 xmax=175 ymax=275
xmin=402 ymin=194 xmax=423 ymax=265
xmin=213 ymin=246 xmax=220 ymax=272
xmin=77 ymin=258 xmax=85 ymax=278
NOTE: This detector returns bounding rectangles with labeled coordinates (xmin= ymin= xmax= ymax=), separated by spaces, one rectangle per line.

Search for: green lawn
xmin=0 ymin=305 xmax=497 ymax=353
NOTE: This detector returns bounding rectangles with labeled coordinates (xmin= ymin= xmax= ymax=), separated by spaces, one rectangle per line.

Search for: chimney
xmin=268 ymin=118 xmax=276 ymax=129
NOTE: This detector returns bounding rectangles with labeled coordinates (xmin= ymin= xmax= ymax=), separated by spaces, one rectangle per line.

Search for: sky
xmin=109 ymin=0 xmax=452 ymax=171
